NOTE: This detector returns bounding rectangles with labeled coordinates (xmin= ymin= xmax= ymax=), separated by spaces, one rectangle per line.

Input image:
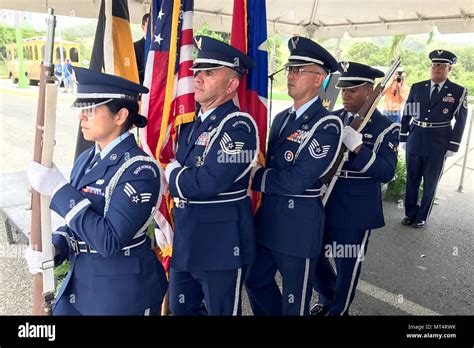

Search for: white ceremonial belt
xmin=173 ymin=190 xmax=248 ymax=208
xmin=70 ymin=235 xmax=147 ymax=255
xmin=336 ymin=170 xmax=371 ymax=179
xmin=412 ymin=120 xmax=451 ymax=128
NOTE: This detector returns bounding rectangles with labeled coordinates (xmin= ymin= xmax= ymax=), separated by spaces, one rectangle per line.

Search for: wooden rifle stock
xmin=30 ymin=8 xmax=56 ymax=315
xmin=321 ymin=58 xmax=401 ymax=205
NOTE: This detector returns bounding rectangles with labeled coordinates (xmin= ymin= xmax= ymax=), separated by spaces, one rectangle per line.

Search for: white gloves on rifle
xmin=24 ymin=246 xmax=57 ymax=275
xmin=165 ymin=160 xmax=183 ymax=183
xmin=24 ymin=246 xmax=44 ymax=275
xmin=400 ymin=142 xmax=407 ymax=151
xmin=27 ymin=161 xmax=67 ymax=197
xmin=342 ymin=126 xmax=363 ymax=152
xmin=446 ymin=150 xmax=456 ymax=157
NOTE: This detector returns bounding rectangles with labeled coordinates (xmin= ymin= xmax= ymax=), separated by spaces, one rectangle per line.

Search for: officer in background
xmin=400 ymin=50 xmax=468 ymax=228
xmin=25 ymin=67 xmax=168 ymax=315
xmin=164 ymin=36 xmax=258 ymax=315
xmin=134 ymin=13 xmax=149 ymax=85
xmin=244 ymin=37 xmax=342 ymax=316
xmin=311 ymin=62 xmax=399 ymax=316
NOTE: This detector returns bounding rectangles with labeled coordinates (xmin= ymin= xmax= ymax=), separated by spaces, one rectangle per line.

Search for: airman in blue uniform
xmin=164 ymin=36 xmax=258 ymax=315
xmin=25 ymin=67 xmax=168 ymax=315
xmin=311 ymin=62 xmax=399 ymax=316
xmin=244 ymin=37 xmax=343 ymax=316
xmin=400 ymin=50 xmax=468 ymax=228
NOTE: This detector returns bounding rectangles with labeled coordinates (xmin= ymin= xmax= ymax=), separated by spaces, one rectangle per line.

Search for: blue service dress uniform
xmin=166 ymin=100 xmax=258 ymax=315
xmin=401 ymin=79 xmax=468 ymax=222
xmin=50 ymin=134 xmax=168 ymax=315
xmin=313 ymin=108 xmax=399 ymax=315
xmin=245 ymin=97 xmax=343 ymax=316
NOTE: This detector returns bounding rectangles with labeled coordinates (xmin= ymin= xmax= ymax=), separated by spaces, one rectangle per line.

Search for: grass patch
xmin=271 ymin=91 xmax=292 ymax=101
xmin=0 ymin=62 xmax=8 ymax=79
xmin=54 ymin=260 xmax=70 ymax=296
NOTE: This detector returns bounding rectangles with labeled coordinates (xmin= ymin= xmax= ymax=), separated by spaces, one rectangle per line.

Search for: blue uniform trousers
xmin=405 ymin=152 xmax=446 ymax=221
xmin=313 ymin=228 xmax=371 ymax=316
xmin=245 ymin=245 xmax=316 ymax=316
xmin=53 ymin=294 xmax=162 ymax=315
xmin=169 ymin=267 xmax=246 ymax=316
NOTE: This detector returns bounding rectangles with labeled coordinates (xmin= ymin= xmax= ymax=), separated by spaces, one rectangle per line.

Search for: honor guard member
xmin=25 ymin=68 xmax=168 ymax=315
xmin=400 ymin=50 xmax=468 ymax=228
xmin=244 ymin=37 xmax=342 ymax=316
xmin=164 ymin=36 xmax=258 ymax=316
xmin=310 ymin=62 xmax=399 ymax=316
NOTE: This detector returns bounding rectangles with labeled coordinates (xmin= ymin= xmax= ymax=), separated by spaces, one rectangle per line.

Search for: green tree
xmin=344 ymin=42 xmax=389 ymax=66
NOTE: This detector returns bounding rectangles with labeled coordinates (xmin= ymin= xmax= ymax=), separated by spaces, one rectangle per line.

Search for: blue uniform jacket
xmin=252 ymin=98 xmax=343 ymax=259
xmin=167 ymin=100 xmax=258 ymax=272
xmin=325 ymin=109 xmax=400 ymax=230
xmin=50 ymin=135 xmax=167 ymax=315
xmin=401 ymin=79 xmax=468 ymax=156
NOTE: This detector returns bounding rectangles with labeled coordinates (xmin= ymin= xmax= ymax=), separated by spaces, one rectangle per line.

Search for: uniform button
xmin=428 ymin=110 xmax=431 ymax=113
xmin=425 ymin=118 xmax=428 ymax=120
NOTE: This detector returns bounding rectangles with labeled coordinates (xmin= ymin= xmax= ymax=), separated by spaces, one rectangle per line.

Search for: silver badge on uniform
xmin=302 ymin=124 xmax=309 ymax=130
xmin=303 ymin=115 xmax=309 ymax=120
xmin=195 ymin=156 xmax=204 ymax=166
xmin=96 ymin=179 xmax=105 ymax=185
xmin=110 ymin=154 xmax=117 ymax=161
xmin=284 ymin=150 xmax=294 ymax=162
xmin=210 ymin=115 xmax=216 ymax=121
xmin=364 ymin=134 xmax=372 ymax=139
xmin=442 ymin=108 xmax=449 ymax=114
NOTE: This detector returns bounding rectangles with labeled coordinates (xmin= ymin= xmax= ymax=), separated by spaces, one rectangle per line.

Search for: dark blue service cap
xmin=335 ymin=61 xmax=385 ymax=89
xmin=429 ymin=49 xmax=457 ymax=65
xmin=284 ymin=36 xmax=338 ymax=73
xmin=72 ymin=67 xmax=149 ymax=127
xmin=73 ymin=67 xmax=148 ymax=100
xmin=190 ymin=35 xmax=255 ymax=75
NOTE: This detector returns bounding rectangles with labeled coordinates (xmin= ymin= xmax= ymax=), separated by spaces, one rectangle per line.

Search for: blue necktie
xmin=279 ymin=111 xmax=296 ymax=137
xmin=430 ymin=83 xmax=439 ymax=101
xmin=344 ymin=113 xmax=354 ymax=126
xmin=187 ymin=117 xmax=202 ymax=144
xmin=86 ymin=153 xmax=101 ymax=173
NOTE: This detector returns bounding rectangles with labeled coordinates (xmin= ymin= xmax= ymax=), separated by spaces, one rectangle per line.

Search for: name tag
xmin=287 ymin=129 xmax=308 ymax=144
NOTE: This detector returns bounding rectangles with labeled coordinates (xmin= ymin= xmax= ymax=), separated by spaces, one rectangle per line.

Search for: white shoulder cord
xmin=105 ymin=156 xmax=165 ymax=238
xmin=202 ymin=111 xmax=260 ymax=182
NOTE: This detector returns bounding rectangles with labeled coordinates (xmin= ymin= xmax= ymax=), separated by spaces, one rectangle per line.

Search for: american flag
xmin=140 ymin=0 xmax=195 ymax=269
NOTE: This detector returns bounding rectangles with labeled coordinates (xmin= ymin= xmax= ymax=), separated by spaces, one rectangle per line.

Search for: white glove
xmin=446 ymin=150 xmax=456 ymax=157
xmin=342 ymin=126 xmax=363 ymax=152
xmin=24 ymin=246 xmax=43 ymax=275
xmin=400 ymin=142 xmax=406 ymax=151
xmin=27 ymin=161 xmax=67 ymax=197
xmin=165 ymin=160 xmax=182 ymax=183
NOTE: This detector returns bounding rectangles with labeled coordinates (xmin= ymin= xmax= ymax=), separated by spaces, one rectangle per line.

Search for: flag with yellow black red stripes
xmin=90 ymin=0 xmax=139 ymax=83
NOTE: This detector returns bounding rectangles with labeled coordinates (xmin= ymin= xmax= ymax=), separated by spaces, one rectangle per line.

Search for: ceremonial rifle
xmin=30 ymin=8 xmax=58 ymax=315
xmin=321 ymin=58 xmax=401 ymax=206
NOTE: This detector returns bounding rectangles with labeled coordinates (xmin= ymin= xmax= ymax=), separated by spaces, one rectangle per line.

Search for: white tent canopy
xmin=1 ymin=0 xmax=473 ymax=38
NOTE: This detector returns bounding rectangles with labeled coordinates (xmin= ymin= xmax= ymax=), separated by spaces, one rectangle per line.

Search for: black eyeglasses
xmin=431 ymin=63 xmax=449 ymax=69
xmin=285 ymin=66 xmax=322 ymax=76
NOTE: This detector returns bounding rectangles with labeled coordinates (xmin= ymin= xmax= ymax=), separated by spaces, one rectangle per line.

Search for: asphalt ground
xmin=0 ymin=79 xmax=472 ymax=316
